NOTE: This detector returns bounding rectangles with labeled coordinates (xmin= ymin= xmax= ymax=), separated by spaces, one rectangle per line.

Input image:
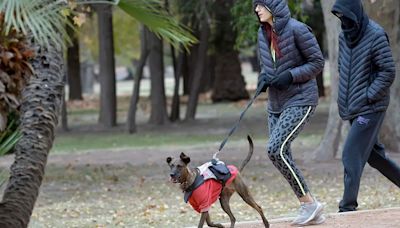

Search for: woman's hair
xmin=262 ymin=22 xmax=282 ymax=58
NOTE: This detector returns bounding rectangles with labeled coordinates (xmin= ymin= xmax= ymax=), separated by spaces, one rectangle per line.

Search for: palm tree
xmin=0 ymin=0 xmax=196 ymax=226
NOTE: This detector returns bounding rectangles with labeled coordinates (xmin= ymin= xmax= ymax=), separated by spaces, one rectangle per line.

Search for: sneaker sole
xmin=291 ymin=208 xmax=325 ymax=227
xmin=308 ymin=214 xmax=326 ymax=225
xmin=291 ymin=215 xmax=326 ymax=227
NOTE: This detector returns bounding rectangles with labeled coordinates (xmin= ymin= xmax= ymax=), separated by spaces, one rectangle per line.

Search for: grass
xmin=52 ymin=133 xmax=223 ymax=154
xmin=52 ymin=128 xmax=323 ymax=154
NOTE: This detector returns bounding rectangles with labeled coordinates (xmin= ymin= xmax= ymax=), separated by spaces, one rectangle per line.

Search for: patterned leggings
xmin=267 ymin=106 xmax=315 ymax=198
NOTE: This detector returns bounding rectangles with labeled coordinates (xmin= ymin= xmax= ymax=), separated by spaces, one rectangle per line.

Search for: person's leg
xmin=368 ymin=139 xmax=400 ymax=187
xmin=267 ymin=106 xmax=323 ymax=225
xmin=339 ymin=112 xmax=385 ymax=212
xmin=267 ymin=106 xmax=315 ymax=198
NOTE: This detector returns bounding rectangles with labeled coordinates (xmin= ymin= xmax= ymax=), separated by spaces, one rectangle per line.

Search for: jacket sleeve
xmin=366 ymin=32 xmax=395 ymax=103
xmin=258 ymin=45 xmax=265 ymax=76
xmin=257 ymin=28 xmax=267 ymax=78
xmin=289 ymin=23 xmax=324 ymax=83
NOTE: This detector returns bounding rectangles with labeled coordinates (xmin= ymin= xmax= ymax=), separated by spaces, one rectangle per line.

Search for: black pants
xmin=339 ymin=111 xmax=400 ymax=212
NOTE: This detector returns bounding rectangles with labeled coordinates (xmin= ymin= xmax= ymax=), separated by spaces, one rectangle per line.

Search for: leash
xmin=213 ymin=81 xmax=267 ymax=160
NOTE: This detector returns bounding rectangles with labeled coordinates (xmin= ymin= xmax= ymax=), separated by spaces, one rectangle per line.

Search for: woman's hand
xmin=271 ymin=71 xmax=293 ymax=90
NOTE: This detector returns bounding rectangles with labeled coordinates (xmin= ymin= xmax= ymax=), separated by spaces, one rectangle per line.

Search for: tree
xmin=95 ymin=4 xmax=117 ymax=127
xmin=127 ymin=26 xmax=150 ymax=133
xmin=211 ymin=0 xmax=249 ymax=102
xmin=169 ymin=47 xmax=183 ymax=122
xmin=148 ymin=29 xmax=169 ymax=124
xmin=0 ymin=1 xmax=65 ymax=225
xmin=303 ymin=0 xmax=326 ymax=97
xmin=0 ymin=36 xmax=64 ymax=228
xmin=364 ymin=0 xmax=400 ymax=152
xmin=66 ymin=18 xmax=83 ymax=101
xmin=312 ymin=0 xmax=346 ymax=161
xmin=185 ymin=0 xmax=210 ymax=120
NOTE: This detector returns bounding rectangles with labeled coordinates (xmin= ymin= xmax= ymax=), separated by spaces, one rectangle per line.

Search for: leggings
xmin=267 ymin=106 xmax=315 ymax=198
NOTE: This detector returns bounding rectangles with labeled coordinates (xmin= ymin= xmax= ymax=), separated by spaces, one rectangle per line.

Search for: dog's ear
xmin=180 ymin=152 xmax=190 ymax=164
xmin=166 ymin=157 xmax=172 ymax=164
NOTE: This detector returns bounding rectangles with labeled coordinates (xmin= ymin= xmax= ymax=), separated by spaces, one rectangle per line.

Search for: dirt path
xmin=218 ymin=207 xmax=400 ymax=228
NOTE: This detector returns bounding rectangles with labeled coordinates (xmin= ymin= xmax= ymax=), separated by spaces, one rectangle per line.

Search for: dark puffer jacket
xmin=253 ymin=0 xmax=324 ymax=113
xmin=332 ymin=0 xmax=396 ymax=120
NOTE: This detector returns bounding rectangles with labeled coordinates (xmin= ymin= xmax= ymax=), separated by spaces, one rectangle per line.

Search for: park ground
xmin=0 ymin=63 xmax=399 ymax=227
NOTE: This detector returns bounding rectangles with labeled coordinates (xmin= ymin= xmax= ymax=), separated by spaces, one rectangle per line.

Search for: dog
xmin=166 ymin=135 xmax=269 ymax=228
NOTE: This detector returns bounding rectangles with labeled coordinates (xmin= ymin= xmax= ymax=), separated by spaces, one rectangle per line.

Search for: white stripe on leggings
xmin=279 ymin=106 xmax=312 ymax=196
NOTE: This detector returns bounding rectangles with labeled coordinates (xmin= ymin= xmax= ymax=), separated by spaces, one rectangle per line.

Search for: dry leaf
xmin=73 ymin=13 xmax=86 ymax=27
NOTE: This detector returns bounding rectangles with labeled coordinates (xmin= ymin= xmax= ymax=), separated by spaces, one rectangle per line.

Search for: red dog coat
xmin=188 ymin=165 xmax=238 ymax=213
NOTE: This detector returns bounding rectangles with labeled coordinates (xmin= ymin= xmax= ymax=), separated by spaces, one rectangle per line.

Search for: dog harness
xmin=184 ymin=162 xmax=238 ymax=213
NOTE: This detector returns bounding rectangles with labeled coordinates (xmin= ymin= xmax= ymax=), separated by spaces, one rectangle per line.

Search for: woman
xmin=253 ymin=0 xmax=325 ymax=226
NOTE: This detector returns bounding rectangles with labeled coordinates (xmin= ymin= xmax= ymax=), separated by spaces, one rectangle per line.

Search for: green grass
xmin=52 ymin=133 xmax=228 ymax=154
xmin=51 ymin=131 xmax=322 ymax=154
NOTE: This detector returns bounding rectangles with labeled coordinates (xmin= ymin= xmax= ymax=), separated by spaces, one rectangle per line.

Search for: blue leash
xmin=213 ymin=81 xmax=266 ymax=159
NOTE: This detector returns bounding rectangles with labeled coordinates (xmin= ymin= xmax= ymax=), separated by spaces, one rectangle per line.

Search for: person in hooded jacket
xmin=252 ymin=0 xmax=325 ymax=226
xmin=331 ymin=0 xmax=400 ymax=212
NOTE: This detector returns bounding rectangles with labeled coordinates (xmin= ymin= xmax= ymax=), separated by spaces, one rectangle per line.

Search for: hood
xmin=331 ymin=0 xmax=369 ymax=47
xmin=253 ymin=0 xmax=291 ymax=34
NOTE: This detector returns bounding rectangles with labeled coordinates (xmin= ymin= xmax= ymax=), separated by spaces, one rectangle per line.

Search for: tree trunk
xmin=127 ymin=26 xmax=150 ymax=133
xmin=212 ymin=51 xmax=249 ymax=102
xmin=170 ymin=48 xmax=184 ymax=122
xmin=182 ymin=51 xmax=190 ymax=95
xmin=80 ymin=60 xmax=95 ymax=94
xmin=183 ymin=36 xmax=212 ymax=95
xmin=66 ymin=22 xmax=82 ymax=101
xmin=96 ymin=5 xmax=117 ymax=127
xmin=148 ymin=31 xmax=169 ymax=125
xmin=303 ymin=0 xmax=326 ymax=97
xmin=364 ymin=0 xmax=400 ymax=152
xmin=211 ymin=0 xmax=249 ymax=102
xmin=312 ymin=0 xmax=346 ymax=161
xmin=183 ymin=44 xmax=198 ymax=95
xmin=165 ymin=0 xmax=181 ymax=122
xmin=0 ymin=39 xmax=64 ymax=226
xmin=185 ymin=13 xmax=210 ymax=120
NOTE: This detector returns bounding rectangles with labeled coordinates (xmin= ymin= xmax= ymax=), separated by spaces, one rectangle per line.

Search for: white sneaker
xmin=291 ymin=201 xmax=324 ymax=226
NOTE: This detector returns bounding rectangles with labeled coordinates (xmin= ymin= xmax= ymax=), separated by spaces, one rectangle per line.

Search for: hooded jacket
xmin=332 ymin=0 xmax=395 ymax=120
xmin=253 ymin=0 xmax=324 ymax=113
xmin=332 ymin=0 xmax=369 ymax=48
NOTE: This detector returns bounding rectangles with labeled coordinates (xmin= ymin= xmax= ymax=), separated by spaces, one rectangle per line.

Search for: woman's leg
xmin=267 ymin=106 xmax=315 ymax=198
xmin=267 ymin=106 xmax=323 ymax=225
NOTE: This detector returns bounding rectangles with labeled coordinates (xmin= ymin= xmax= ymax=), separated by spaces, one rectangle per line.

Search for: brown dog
xmin=166 ymin=135 xmax=269 ymax=228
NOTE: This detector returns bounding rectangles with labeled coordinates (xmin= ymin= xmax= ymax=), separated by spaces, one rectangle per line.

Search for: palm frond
xmin=77 ymin=0 xmax=197 ymax=50
xmin=0 ymin=113 xmax=21 ymax=156
xmin=0 ymin=129 xmax=21 ymax=155
xmin=1 ymin=0 xmax=196 ymax=50
xmin=0 ymin=0 xmax=71 ymax=48
xmin=0 ymin=113 xmax=21 ymax=188
xmin=117 ymin=0 xmax=197 ymax=49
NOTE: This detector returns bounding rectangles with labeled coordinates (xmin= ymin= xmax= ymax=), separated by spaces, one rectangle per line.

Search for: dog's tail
xmin=239 ymin=135 xmax=254 ymax=172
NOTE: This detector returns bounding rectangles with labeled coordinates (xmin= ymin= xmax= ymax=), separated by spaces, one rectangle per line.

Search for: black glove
xmin=270 ymin=71 xmax=293 ymax=90
xmin=257 ymin=73 xmax=270 ymax=93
